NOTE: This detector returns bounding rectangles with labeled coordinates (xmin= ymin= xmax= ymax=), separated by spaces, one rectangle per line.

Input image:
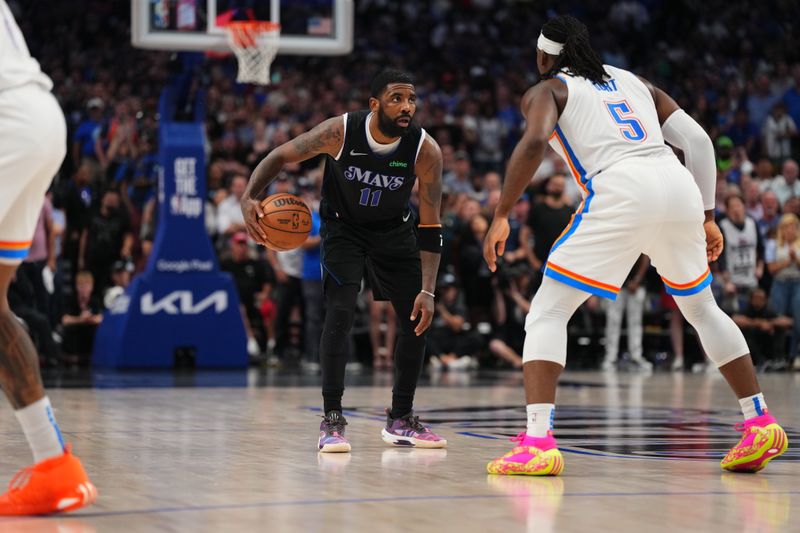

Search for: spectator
xmin=732 ymin=288 xmax=792 ymax=369
xmin=366 ymin=287 xmax=397 ymax=372
xmin=758 ymin=190 xmax=781 ymax=239
xmin=220 ymin=232 xmax=274 ymax=358
xmin=488 ymin=265 xmax=533 ymax=370
xmin=473 ymin=103 xmax=505 ymax=172
xmin=300 ymin=197 xmax=323 ymax=372
xmin=716 ymin=135 xmax=737 ymax=177
xmin=747 ymin=74 xmax=782 ymax=132
xmin=79 ymin=189 xmax=134 ymax=298
xmin=459 ymin=215 xmax=493 ymax=324
xmin=783 ymin=64 xmax=800 ymax=128
xmin=428 ymin=273 xmax=483 ymax=371
xmin=267 ymin=246 xmax=304 ymax=364
xmin=72 ymin=97 xmax=105 ymax=182
xmin=752 ymin=158 xmax=775 ymax=189
xmin=444 ymin=151 xmax=476 ymax=195
xmin=63 ymin=164 xmax=95 ymax=268
xmin=602 ymin=255 xmax=652 ymax=371
xmin=718 ymin=195 xmax=764 ymax=313
xmin=19 ymin=199 xmax=57 ymax=322
xmin=500 ymin=194 xmax=531 ymax=266
xmin=61 ymin=271 xmax=103 ymax=364
xmin=765 ymin=213 xmax=800 ymax=369
xmin=216 ymin=173 xmax=248 ymax=238
xmin=762 ymin=103 xmax=797 ymax=165
xmin=725 ymin=111 xmax=759 ymax=159
xmin=103 ymin=260 xmax=134 ymax=311
xmin=523 ymin=174 xmax=574 ymax=276
xmin=8 ymin=270 xmax=60 ymax=367
xmin=742 ymin=180 xmax=763 ymax=221
xmin=764 ymin=159 xmax=800 ymax=206
xmin=100 ymin=100 xmax=139 ymax=182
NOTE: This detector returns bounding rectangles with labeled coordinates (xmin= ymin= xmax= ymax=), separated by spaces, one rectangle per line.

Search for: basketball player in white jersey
xmin=0 ymin=0 xmax=95 ymax=513
xmin=483 ymin=16 xmax=787 ymax=475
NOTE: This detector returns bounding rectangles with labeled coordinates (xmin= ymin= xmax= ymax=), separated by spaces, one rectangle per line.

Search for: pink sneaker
xmin=721 ymin=412 xmax=788 ymax=472
xmin=487 ymin=433 xmax=564 ymax=476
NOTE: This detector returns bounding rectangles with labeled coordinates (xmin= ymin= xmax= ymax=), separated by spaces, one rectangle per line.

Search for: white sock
xmin=738 ymin=393 xmax=767 ymax=421
xmin=14 ymin=397 xmax=66 ymax=463
xmin=526 ymin=403 xmax=554 ymax=438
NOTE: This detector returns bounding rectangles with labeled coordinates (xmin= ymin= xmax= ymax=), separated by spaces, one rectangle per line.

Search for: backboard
xmin=131 ymin=0 xmax=353 ymax=55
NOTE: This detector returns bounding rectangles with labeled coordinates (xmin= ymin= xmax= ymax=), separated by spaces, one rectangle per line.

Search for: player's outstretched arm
xmin=411 ymin=135 xmax=443 ymax=336
xmin=242 ymin=116 xmax=344 ymax=244
xmin=484 ymin=80 xmax=561 ymax=272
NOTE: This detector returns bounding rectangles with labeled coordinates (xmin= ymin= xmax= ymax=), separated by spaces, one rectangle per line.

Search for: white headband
xmin=537 ymin=33 xmax=564 ymax=55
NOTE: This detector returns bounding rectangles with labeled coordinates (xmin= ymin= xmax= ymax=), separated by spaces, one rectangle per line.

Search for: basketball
xmin=258 ymin=193 xmax=312 ymax=251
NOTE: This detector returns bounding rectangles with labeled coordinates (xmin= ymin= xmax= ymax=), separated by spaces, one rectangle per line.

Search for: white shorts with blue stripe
xmin=0 ymin=84 xmax=66 ymax=264
xmin=544 ymin=155 xmax=713 ymax=300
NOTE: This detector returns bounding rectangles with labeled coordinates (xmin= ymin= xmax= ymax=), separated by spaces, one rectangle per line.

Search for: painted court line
xmin=3 ymin=490 xmax=798 ymax=522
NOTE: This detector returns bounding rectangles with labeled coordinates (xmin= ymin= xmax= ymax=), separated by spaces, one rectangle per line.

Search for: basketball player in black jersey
xmin=242 ymin=70 xmax=446 ymax=451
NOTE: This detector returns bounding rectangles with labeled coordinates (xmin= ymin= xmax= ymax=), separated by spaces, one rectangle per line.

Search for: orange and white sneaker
xmin=487 ymin=432 xmax=564 ymax=476
xmin=721 ymin=412 xmax=788 ymax=473
xmin=0 ymin=446 xmax=96 ymax=515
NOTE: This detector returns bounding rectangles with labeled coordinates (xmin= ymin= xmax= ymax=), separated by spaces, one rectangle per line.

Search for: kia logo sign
xmin=141 ymin=290 xmax=228 ymax=315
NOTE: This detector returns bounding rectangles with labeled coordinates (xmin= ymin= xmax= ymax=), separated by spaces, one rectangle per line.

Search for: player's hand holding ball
xmin=242 ymin=197 xmax=268 ymax=245
xmin=243 ymin=193 xmax=312 ymax=251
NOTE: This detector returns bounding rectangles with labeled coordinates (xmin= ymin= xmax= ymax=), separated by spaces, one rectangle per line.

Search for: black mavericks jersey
xmin=321 ymin=110 xmax=424 ymax=226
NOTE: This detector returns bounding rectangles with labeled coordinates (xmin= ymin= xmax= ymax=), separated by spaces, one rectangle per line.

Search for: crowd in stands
xmin=8 ymin=0 xmax=800 ymax=372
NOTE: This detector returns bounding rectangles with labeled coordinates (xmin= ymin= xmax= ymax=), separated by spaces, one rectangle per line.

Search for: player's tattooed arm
xmin=242 ymin=116 xmax=344 ymax=243
xmin=245 ymin=116 xmax=344 ymax=201
xmin=415 ymin=135 xmax=443 ymax=229
xmin=411 ymin=136 xmax=443 ymax=336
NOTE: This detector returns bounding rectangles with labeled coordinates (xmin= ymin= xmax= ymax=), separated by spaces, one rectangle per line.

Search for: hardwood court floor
xmin=0 ymin=370 xmax=797 ymax=532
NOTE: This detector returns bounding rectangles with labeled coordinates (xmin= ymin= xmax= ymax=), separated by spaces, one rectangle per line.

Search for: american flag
xmin=307 ymin=16 xmax=332 ymax=36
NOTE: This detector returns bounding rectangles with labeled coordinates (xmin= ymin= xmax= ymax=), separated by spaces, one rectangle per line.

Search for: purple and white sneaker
xmin=381 ymin=409 xmax=447 ymax=448
xmin=319 ymin=411 xmax=351 ymax=453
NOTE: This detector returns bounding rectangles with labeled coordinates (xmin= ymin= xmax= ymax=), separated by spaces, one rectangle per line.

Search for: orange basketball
xmin=258 ymin=193 xmax=312 ymax=251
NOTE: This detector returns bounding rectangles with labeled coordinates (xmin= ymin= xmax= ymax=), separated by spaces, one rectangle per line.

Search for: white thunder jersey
xmin=0 ymin=0 xmax=52 ymax=91
xmin=548 ymin=64 xmax=672 ymax=193
xmin=541 ymin=64 xmax=712 ymax=302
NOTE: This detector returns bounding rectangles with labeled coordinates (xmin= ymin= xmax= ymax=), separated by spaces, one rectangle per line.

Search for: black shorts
xmin=320 ymin=217 xmax=421 ymax=302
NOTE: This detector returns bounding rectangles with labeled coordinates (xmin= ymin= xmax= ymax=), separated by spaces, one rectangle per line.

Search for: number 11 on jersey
xmin=605 ymin=100 xmax=647 ymax=142
xmin=359 ymin=187 xmax=382 ymax=207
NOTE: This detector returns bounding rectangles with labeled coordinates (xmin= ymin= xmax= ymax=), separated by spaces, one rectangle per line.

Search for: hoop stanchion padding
xmin=92 ymin=81 xmax=248 ymax=368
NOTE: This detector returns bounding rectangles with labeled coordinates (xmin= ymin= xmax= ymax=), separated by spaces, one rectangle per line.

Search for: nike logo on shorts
xmin=403 ymin=212 xmax=411 ymax=222
xmin=350 ymin=150 xmax=368 ymax=156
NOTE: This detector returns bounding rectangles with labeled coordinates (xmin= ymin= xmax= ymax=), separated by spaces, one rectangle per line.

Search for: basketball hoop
xmin=223 ymin=21 xmax=281 ymax=85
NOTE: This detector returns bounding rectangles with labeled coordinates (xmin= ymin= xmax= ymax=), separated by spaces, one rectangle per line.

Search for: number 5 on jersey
xmin=605 ymin=100 xmax=646 ymax=142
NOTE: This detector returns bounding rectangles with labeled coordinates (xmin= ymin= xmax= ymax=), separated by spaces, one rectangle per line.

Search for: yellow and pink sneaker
xmin=721 ymin=412 xmax=788 ymax=473
xmin=487 ymin=432 xmax=564 ymax=476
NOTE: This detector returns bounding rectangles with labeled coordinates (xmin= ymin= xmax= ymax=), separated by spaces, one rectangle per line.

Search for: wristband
xmin=420 ymin=290 xmax=435 ymax=299
xmin=417 ymin=224 xmax=443 ymax=253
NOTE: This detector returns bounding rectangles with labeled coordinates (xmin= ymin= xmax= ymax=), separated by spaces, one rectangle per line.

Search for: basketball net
xmin=223 ymin=21 xmax=281 ymax=85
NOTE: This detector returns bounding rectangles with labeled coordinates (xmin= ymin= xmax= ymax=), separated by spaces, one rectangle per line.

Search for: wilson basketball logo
xmin=273 ymin=197 xmax=307 ymax=208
